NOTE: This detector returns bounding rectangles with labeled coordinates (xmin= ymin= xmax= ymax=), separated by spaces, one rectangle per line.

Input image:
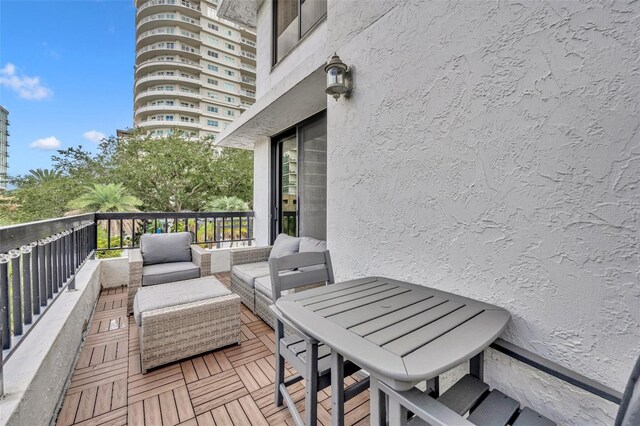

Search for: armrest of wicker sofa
xmin=128 ymin=248 xmax=144 ymax=314
xmin=230 ymin=246 xmax=273 ymax=268
xmin=191 ymin=244 xmax=212 ymax=276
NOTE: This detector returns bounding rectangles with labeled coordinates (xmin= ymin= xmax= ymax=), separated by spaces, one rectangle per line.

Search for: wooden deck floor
xmin=56 ymin=273 xmax=370 ymax=426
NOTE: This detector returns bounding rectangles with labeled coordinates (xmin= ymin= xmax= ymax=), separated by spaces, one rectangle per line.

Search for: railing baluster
xmin=32 ymin=242 xmax=40 ymax=315
xmin=0 ymin=254 xmax=10 ymax=349
xmin=119 ymin=219 xmax=124 ymax=249
xmin=61 ymin=233 xmax=67 ymax=283
xmin=10 ymin=249 xmax=22 ymax=336
xmin=22 ymin=246 xmax=32 ymax=325
xmin=52 ymin=236 xmax=58 ymax=290
xmin=45 ymin=238 xmax=53 ymax=300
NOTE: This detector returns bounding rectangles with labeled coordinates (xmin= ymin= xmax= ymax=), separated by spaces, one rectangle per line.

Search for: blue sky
xmin=0 ymin=0 xmax=135 ymax=178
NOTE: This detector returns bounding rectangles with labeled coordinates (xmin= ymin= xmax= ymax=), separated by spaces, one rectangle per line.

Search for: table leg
xmin=388 ymin=395 xmax=408 ymax=426
xmin=330 ymin=350 xmax=344 ymax=426
xmin=470 ymin=350 xmax=484 ymax=381
xmin=369 ymin=376 xmax=386 ymax=426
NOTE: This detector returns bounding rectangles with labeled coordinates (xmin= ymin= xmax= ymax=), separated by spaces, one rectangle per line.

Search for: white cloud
xmin=0 ymin=63 xmax=53 ymax=100
xmin=30 ymin=136 xmax=61 ymax=150
xmin=83 ymin=130 xmax=106 ymax=143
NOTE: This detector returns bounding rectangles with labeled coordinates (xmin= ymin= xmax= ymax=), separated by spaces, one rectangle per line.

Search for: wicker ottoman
xmin=134 ymin=276 xmax=241 ymax=373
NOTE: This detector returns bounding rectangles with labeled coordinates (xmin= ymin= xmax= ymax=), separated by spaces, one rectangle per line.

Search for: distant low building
xmin=0 ymin=106 xmax=8 ymax=191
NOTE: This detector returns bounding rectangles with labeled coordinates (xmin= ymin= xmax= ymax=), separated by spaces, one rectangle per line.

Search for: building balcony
xmin=135 ymin=74 xmax=201 ymax=91
xmin=240 ymin=37 xmax=256 ymax=49
xmin=137 ymin=119 xmax=201 ymax=131
xmin=240 ymin=63 xmax=256 ymax=75
xmin=134 ymin=104 xmax=200 ymax=118
xmin=135 ymin=57 xmax=201 ymax=77
xmin=134 ymin=88 xmax=201 ymax=104
xmin=136 ymin=29 xmax=201 ymax=49
xmin=240 ymin=50 xmax=256 ymax=62
xmin=239 ymin=89 xmax=255 ymax=99
xmin=136 ymin=13 xmax=200 ymax=32
xmin=240 ymin=76 xmax=256 ymax=87
xmin=136 ymin=0 xmax=201 ymax=21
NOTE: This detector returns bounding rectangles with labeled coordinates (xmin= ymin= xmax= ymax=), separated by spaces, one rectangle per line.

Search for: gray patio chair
xmin=372 ymin=339 xmax=640 ymax=426
xmin=127 ymin=232 xmax=211 ymax=314
xmin=269 ymin=251 xmax=369 ymax=426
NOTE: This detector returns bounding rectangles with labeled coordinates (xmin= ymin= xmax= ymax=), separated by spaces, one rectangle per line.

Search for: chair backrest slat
xmin=275 ymin=251 xmax=327 ymax=271
xmin=616 ymin=354 xmax=640 ymax=426
xmin=269 ymin=250 xmax=334 ymax=302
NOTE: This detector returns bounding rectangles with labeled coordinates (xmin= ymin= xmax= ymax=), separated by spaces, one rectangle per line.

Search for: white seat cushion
xmin=134 ymin=277 xmax=231 ymax=326
xmin=254 ymin=271 xmax=301 ymax=300
xmin=232 ymin=261 xmax=271 ymax=288
xmin=142 ymin=261 xmax=200 ymax=286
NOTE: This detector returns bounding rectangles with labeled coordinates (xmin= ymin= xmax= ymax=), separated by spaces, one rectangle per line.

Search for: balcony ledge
xmin=0 ymin=260 xmax=101 ymax=426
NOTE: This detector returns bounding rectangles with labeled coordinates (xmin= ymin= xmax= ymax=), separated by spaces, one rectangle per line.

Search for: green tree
xmin=27 ymin=168 xmax=63 ymax=184
xmin=207 ymin=196 xmax=248 ymax=211
xmin=67 ymin=183 xmax=142 ymax=213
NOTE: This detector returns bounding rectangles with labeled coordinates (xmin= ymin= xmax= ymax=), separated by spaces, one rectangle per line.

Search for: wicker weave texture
xmin=230 ymin=246 xmax=272 ymax=267
xmin=230 ymin=274 xmax=255 ymax=312
xmin=128 ymin=249 xmax=144 ymax=314
xmin=139 ymin=293 xmax=241 ymax=373
xmin=254 ymin=290 xmax=275 ymax=327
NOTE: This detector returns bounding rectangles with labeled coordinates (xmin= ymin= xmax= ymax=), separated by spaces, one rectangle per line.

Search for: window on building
xmin=227 ymin=110 xmax=235 ymax=116
xmin=208 ymin=23 xmax=219 ymax=31
xmin=207 ymin=36 xmax=218 ymax=45
xmin=208 ymin=50 xmax=218 ymax=58
xmin=207 ymin=120 xmax=219 ymax=127
xmin=166 ymin=42 xmax=175 ymax=49
xmin=273 ymin=0 xmax=326 ymax=64
xmin=207 ymin=92 xmax=218 ymax=99
xmin=166 ymin=115 xmax=174 ymax=121
xmin=225 ymin=96 xmax=234 ymax=103
xmin=208 ymin=64 xmax=219 ymax=72
xmin=224 ymin=55 xmax=235 ymax=63
xmin=208 ymin=78 xmax=219 ymax=85
xmin=225 ymin=70 xmax=235 ymax=77
xmin=207 ymin=106 xmax=219 ymax=113
xmin=225 ymin=43 xmax=235 ymax=50
xmin=224 ymin=82 xmax=234 ymax=90
xmin=228 ymin=30 xmax=234 ymax=37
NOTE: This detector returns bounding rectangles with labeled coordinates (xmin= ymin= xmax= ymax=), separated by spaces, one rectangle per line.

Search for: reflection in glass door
xmin=272 ymin=112 xmax=327 ymax=241
xmin=278 ymin=136 xmax=298 ymax=237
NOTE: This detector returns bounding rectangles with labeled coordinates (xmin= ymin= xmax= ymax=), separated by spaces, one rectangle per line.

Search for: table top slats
xmin=276 ymin=277 xmax=511 ymax=387
xmin=295 ymin=277 xmax=381 ymax=305
xmin=314 ymin=286 xmax=410 ymax=317
xmin=365 ymin=300 xmax=465 ymax=346
xmin=304 ymin=282 xmax=398 ymax=311
xmin=327 ymin=291 xmax=434 ymax=329
xmin=402 ymin=310 xmax=512 ymax=379
xmin=348 ymin=296 xmax=447 ymax=336
xmin=381 ymin=305 xmax=484 ymax=356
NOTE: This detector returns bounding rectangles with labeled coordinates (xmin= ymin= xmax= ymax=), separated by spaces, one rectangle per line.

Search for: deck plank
xmin=55 ymin=274 xmax=371 ymax=426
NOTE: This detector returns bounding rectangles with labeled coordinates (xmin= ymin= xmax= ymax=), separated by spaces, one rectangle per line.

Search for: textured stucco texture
xmin=325 ymin=1 xmax=639 ymax=424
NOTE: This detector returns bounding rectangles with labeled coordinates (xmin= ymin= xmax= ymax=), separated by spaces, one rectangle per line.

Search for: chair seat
xmin=254 ymin=271 xmax=300 ymax=299
xmin=232 ymin=261 xmax=271 ymax=288
xmin=142 ymin=261 xmax=200 ymax=286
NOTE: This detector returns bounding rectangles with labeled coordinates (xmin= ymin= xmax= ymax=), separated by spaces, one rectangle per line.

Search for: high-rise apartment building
xmin=0 ymin=106 xmax=8 ymax=191
xmin=133 ymin=0 xmax=256 ymax=139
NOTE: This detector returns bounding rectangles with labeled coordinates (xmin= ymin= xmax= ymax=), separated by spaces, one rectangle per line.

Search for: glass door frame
xmin=270 ymin=110 xmax=326 ymax=243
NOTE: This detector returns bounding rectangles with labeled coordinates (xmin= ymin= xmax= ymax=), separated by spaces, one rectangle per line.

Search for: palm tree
xmin=67 ymin=183 xmax=142 ymax=213
xmin=67 ymin=183 xmax=142 ymax=238
xmin=206 ymin=196 xmax=248 ymax=212
xmin=28 ymin=168 xmax=62 ymax=184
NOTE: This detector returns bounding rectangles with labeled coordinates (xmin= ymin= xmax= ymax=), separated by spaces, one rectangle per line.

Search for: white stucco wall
xmin=253 ymin=136 xmax=271 ymax=246
xmin=326 ymin=1 xmax=639 ymax=424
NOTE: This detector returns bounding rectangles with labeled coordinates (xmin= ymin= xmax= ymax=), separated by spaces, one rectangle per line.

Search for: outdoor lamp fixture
xmin=324 ymin=54 xmax=352 ymax=100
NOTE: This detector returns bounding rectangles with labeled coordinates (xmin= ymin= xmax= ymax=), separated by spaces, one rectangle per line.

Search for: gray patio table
xmin=274 ymin=276 xmax=511 ymax=426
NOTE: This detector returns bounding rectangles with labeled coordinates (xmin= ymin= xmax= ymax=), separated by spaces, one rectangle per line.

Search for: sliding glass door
xmin=272 ymin=112 xmax=327 ymax=241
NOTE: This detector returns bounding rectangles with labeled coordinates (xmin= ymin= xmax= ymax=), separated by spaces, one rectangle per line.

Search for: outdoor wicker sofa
xmin=127 ymin=232 xmax=212 ymax=314
xmin=133 ymin=276 xmax=241 ymax=373
xmin=230 ymin=234 xmax=326 ymax=325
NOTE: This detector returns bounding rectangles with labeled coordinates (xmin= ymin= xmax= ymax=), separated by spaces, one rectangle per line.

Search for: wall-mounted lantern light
xmin=324 ymin=54 xmax=352 ymax=100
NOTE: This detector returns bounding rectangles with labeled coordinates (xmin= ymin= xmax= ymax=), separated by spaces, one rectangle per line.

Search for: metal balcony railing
xmin=0 ymin=210 xmax=254 ymax=395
